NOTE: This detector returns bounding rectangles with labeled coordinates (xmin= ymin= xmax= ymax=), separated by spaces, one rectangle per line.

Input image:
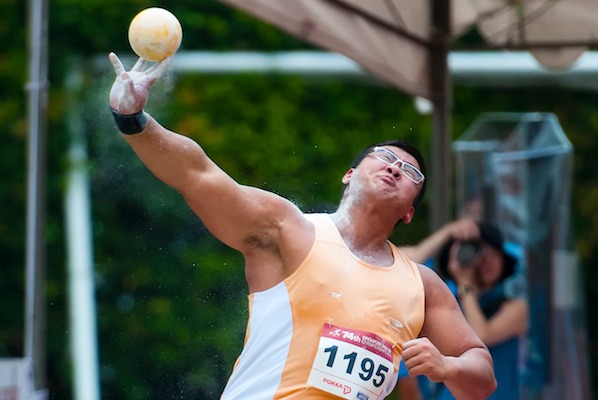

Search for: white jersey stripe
xmin=221 ymin=281 xmax=293 ymax=399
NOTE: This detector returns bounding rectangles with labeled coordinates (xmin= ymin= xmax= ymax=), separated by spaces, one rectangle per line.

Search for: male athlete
xmin=108 ymin=53 xmax=496 ymax=399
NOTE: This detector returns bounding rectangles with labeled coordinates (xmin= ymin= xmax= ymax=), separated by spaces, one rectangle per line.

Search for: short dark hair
xmin=343 ymin=139 xmax=427 ymax=208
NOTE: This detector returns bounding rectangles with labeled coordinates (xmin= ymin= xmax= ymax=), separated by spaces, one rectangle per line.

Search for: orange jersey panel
xmin=221 ymin=214 xmax=424 ymax=399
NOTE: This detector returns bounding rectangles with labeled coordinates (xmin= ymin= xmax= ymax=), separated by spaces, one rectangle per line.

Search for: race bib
xmin=307 ymin=324 xmax=395 ymax=400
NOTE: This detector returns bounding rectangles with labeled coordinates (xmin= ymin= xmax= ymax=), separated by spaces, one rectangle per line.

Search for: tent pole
xmin=25 ymin=0 xmax=48 ymax=388
xmin=429 ymin=0 xmax=452 ymax=232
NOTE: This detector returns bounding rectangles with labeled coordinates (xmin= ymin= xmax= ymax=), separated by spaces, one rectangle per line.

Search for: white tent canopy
xmin=219 ymin=0 xmax=598 ymax=230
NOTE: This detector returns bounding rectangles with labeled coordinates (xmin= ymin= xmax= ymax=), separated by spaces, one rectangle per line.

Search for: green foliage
xmin=2 ymin=0 xmax=598 ymax=399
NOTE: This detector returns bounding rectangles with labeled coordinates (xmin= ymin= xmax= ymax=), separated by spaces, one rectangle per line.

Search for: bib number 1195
xmin=307 ymin=325 xmax=395 ymax=400
xmin=324 ymin=344 xmax=389 ymax=387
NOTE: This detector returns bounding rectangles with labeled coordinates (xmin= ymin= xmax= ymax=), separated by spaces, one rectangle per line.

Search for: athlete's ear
xmin=341 ymin=168 xmax=354 ymax=185
xmin=402 ymin=206 xmax=415 ymax=224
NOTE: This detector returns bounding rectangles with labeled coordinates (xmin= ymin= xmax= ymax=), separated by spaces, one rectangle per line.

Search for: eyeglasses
xmin=370 ymin=147 xmax=425 ymax=184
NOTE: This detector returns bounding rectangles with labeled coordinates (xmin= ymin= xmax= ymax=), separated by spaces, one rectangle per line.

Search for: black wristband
xmin=111 ymin=108 xmax=148 ymax=135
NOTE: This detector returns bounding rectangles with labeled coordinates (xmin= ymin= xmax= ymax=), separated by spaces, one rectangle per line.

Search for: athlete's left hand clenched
xmin=401 ymin=337 xmax=451 ymax=382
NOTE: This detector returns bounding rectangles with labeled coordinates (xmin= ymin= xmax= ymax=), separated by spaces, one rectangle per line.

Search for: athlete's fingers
xmin=131 ymin=57 xmax=149 ymax=72
xmin=109 ymin=52 xmax=125 ymax=76
xmin=147 ymin=57 xmax=171 ymax=80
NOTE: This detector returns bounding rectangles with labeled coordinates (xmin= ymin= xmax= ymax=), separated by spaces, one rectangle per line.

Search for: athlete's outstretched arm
xmin=107 ymin=52 xmax=311 ymax=261
xmin=402 ymin=266 xmax=496 ymax=400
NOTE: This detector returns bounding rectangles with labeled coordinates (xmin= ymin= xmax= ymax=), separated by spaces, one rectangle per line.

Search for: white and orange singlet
xmin=221 ymin=214 xmax=425 ymax=400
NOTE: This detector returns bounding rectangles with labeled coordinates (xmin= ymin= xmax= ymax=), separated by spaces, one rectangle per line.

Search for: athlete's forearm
xmin=442 ymin=347 xmax=496 ymax=400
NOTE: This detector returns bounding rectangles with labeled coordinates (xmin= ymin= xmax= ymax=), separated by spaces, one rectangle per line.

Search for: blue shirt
xmin=434 ymin=283 xmax=522 ymax=400
xmin=402 ymin=243 xmax=527 ymax=400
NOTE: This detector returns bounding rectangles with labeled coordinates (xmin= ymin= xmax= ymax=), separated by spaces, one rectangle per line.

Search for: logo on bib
xmin=322 ymin=377 xmax=351 ymax=395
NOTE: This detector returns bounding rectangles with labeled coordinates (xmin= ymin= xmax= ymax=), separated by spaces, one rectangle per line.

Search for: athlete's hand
xmin=401 ymin=337 xmax=451 ymax=382
xmin=109 ymin=52 xmax=170 ymax=115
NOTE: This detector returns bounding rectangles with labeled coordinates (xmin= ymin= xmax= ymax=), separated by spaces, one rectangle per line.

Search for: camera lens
xmin=456 ymin=241 xmax=481 ymax=266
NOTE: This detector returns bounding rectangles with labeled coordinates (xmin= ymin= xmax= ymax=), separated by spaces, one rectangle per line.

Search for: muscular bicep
xmin=418 ymin=266 xmax=487 ymax=357
xmin=180 ymin=164 xmax=305 ymax=252
xmin=123 ymin=121 xmax=311 ymax=264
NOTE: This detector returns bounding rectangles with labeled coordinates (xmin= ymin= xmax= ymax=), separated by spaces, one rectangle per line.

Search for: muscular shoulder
xmin=243 ymin=201 xmax=316 ymax=291
xmin=417 ymin=264 xmax=448 ymax=292
xmin=239 ymin=187 xmax=311 ymax=251
xmin=416 ymin=264 xmax=459 ymax=310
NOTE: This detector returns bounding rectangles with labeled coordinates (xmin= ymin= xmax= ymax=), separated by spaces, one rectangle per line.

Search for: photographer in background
xmin=401 ymin=219 xmax=529 ymax=400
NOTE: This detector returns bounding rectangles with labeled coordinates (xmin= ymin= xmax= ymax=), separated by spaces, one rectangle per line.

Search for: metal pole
xmin=65 ymin=58 xmax=101 ymax=400
xmin=25 ymin=0 xmax=48 ymax=388
xmin=429 ymin=0 xmax=452 ymax=231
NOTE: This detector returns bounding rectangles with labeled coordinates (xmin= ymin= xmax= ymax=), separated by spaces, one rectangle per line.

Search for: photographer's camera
xmin=456 ymin=241 xmax=481 ymax=266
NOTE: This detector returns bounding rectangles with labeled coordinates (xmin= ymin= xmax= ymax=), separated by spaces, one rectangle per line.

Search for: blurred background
xmin=2 ymin=0 xmax=598 ymax=399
